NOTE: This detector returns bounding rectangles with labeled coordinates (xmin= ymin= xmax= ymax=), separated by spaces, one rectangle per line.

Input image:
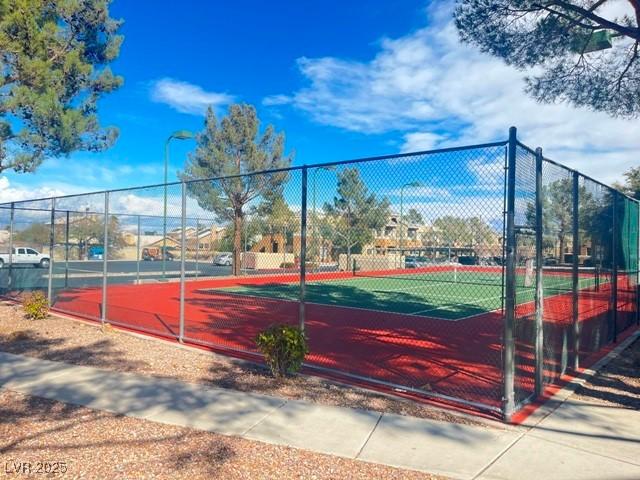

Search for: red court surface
xmin=50 ymin=269 xmax=638 ymax=420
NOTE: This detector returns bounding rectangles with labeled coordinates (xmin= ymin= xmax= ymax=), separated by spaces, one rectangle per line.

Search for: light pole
xmin=399 ymin=181 xmax=423 ymax=259
xmin=163 ymin=130 xmax=194 ymax=280
xmin=312 ymin=166 xmax=336 ymax=272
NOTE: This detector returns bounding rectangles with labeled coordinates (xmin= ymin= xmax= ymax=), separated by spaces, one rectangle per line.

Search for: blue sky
xmin=1 ymin=0 xmax=638 ymax=206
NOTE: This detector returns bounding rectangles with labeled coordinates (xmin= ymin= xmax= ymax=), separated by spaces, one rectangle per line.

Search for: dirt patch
xmin=0 ymin=389 xmax=445 ymax=480
xmin=573 ymin=335 xmax=640 ymax=409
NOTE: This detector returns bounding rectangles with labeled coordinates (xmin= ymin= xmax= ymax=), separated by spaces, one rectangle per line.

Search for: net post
xmin=64 ymin=210 xmax=70 ymax=289
xmin=612 ymin=190 xmax=618 ymax=342
xmin=179 ymin=182 xmax=187 ymax=342
xmin=101 ymin=192 xmax=109 ymax=326
xmin=503 ymin=126 xmax=517 ymax=421
xmin=299 ymin=166 xmax=308 ymax=332
xmin=534 ymin=147 xmax=544 ymax=396
xmin=47 ymin=198 xmax=55 ymax=306
xmin=136 ymin=215 xmax=141 ymax=284
xmin=572 ymin=171 xmax=580 ymax=370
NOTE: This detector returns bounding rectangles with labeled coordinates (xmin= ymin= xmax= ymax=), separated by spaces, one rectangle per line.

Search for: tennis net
xmin=352 ymin=259 xmax=504 ymax=287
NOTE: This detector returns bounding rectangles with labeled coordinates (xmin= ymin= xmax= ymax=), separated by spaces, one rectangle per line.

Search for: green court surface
xmin=217 ymin=270 xmax=599 ymax=320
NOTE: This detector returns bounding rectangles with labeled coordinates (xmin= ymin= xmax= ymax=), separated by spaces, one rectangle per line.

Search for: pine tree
xmin=181 ymin=104 xmax=293 ymax=275
xmin=0 ymin=0 xmax=123 ymax=173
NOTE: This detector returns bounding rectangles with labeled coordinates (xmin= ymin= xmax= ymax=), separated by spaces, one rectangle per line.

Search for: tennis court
xmin=208 ymin=266 xmax=600 ymax=320
xmin=46 ymin=263 xmax=619 ymax=417
xmin=2 ymin=130 xmax=638 ymax=421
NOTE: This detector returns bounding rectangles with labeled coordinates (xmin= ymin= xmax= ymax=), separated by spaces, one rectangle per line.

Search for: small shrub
xmin=280 ymin=262 xmax=296 ymax=269
xmin=23 ymin=291 xmax=49 ymax=320
xmin=255 ymin=324 xmax=308 ymax=377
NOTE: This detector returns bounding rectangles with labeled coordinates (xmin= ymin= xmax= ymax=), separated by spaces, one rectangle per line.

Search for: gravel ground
xmin=0 ymin=389 xmax=444 ymax=480
xmin=573 ymin=334 xmax=640 ymax=409
xmin=0 ymin=301 xmax=488 ymax=427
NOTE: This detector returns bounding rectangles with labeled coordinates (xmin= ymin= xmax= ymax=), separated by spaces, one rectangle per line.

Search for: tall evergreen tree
xmin=0 ymin=0 xmax=123 ymax=173
xmin=405 ymin=208 xmax=424 ymax=225
xmin=181 ymin=104 xmax=293 ymax=275
xmin=322 ymin=168 xmax=390 ymax=267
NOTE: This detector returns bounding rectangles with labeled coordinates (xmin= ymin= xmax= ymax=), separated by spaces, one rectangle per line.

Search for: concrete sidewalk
xmin=1 ymin=351 xmax=639 ymax=480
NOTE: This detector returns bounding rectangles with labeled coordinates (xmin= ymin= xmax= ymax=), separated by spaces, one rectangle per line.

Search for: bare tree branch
xmin=539 ymin=1 xmax=640 ymax=39
xmin=616 ymin=41 xmax=639 ymax=92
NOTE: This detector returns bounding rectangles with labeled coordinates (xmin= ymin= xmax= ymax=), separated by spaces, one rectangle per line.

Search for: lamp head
xmin=171 ymin=130 xmax=194 ymax=140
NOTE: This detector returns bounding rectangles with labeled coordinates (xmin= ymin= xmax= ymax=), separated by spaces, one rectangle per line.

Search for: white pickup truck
xmin=0 ymin=247 xmax=50 ymax=269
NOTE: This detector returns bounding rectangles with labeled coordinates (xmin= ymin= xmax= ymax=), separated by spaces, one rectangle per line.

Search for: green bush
xmin=280 ymin=262 xmax=296 ymax=269
xmin=255 ymin=324 xmax=308 ymax=377
xmin=23 ymin=291 xmax=49 ymax=320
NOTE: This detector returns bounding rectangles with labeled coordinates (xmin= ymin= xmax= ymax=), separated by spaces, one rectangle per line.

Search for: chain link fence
xmin=0 ymin=127 xmax=637 ymax=421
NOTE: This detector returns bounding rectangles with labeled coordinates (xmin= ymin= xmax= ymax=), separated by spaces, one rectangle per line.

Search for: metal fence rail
xmin=0 ymin=127 xmax=637 ymax=421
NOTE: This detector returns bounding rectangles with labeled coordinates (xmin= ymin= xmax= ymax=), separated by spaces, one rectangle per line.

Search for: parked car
xmin=405 ymin=256 xmax=420 ymax=268
xmin=214 ymin=252 xmax=233 ymax=266
xmin=142 ymin=247 xmax=175 ymax=261
xmin=492 ymin=256 xmax=505 ymax=266
xmin=458 ymin=255 xmax=478 ymax=265
xmin=404 ymin=256 xmax=430 ymax=268
xmin=543 ymin=257 xmax=559 ymax=266
xmin=88 ymin=245 xmax=104 ymax=260
xmin=478 ymin=257 xmax=498 ymax=266
xmin=0 ymin=247 xmax=50 ymax=268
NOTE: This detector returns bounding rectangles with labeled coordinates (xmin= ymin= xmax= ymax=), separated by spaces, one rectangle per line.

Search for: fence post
xmin=47 ymin=198 xmax=55 ymax=306
xmin=101 ymin=192 xmax=109 ymax=326
xmin=572 ymin=172 xmax=580 ymax=370
xmin=179 ymin=182 xmax=186 ymax=342
xmin=299 ymin=166 xmax=308 ymax=332
xmin=64 ymin=210 xmax=70 ymax=289
xmin=534 ymin=147 xmax=544 ymax=396
xmin=503 ymin=126 xmax=517 ymax=420
xmin=7 ymin=203 xmax=14 ymax=290
xmin=612 ymin=190 xmax=618 ymax=342
xmin=136 ymin=215 xmax=141 ymax=284
xmin=195 ymin=218 xmax=199 ymax=280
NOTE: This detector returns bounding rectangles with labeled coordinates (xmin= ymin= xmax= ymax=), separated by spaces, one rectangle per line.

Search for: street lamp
xmin=312 ymin=166 xmax=336 ymax=272
xmin=162 ymin=130 xmax=194 ymax=280
xmin=399 ymin=181 xmax=424 ymax=257
xmin=570 ymin=29 xmax=621 ymax=54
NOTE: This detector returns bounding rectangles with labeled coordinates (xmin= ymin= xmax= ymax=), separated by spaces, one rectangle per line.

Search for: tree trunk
xmin=559 ymin=234 xmax=565 ymax=264
xmin=233 ymin=210 xmax=243 ymax=276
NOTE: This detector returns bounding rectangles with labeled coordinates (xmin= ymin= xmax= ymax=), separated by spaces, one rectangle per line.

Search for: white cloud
xmin=390 ymin=196 xmax=505 ymax=227
xmin=0 ymin=176 xmax=71 ymax=205
xmin=400 ymin=132 xmax=444 ymax=153
xmin=272 ymin=2 xmax=639 ymax=185
xmin=150 ymin=78 xmax=234 ymax=115
xmin=0 ymin=176 xmax=222 ymax=230
xmin=263 ymin=94 xmax=293 ymax=106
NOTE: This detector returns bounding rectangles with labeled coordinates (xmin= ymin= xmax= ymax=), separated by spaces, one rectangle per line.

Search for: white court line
xmin=311 ymin=276 xmax=501 ymax=294
xmin=307 ymin=281 xmax=503 ymax=304
xmin=305 ymin=283 xmax=494 ymax=304
xmin=197 ymin=287 xmax=469 ymax=322
xmin=408 ymin=294 xmax=505 ymax=316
